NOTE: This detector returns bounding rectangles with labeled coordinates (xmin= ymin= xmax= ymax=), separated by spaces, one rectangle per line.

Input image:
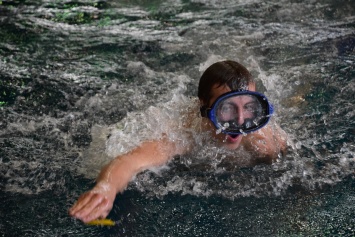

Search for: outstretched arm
xmin=69 ymin=138 xmax=177 ymax=223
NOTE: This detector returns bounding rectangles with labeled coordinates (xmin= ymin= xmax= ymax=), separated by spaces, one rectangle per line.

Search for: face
xmin=204 ymin=83 xmax=256 ymax=150
xmin=216 ymin=95 xmax=259 ymax=126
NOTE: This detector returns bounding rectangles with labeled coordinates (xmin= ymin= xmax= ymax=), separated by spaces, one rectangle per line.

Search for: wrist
xmin=92 ymin=181 xmax=117 ymax=200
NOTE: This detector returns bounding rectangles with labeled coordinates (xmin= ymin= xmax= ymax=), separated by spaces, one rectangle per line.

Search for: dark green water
xmin=0 ymin=0 xmax=354 ymax=236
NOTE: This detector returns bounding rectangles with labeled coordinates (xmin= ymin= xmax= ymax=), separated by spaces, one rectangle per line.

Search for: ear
xmin=199 ymin=99 xmax=205 ymax=107
xmin=248 ymin=82 xmax=256 ymax=91
xmin=200 ymin=105 xmax=208 ymax=117
xmin=199 ymin=99 xmax=207 ymax=117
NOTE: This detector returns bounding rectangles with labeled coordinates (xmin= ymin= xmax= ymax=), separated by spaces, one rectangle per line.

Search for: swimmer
xmin=69 ymin=60 xmax=287 ymax=223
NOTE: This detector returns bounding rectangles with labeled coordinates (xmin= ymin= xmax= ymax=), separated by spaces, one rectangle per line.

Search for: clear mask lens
xmin=212 ymin=94 xmax=271 ymax=134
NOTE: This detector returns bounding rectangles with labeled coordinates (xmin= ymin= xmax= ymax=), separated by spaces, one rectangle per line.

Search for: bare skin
xmin=201 ymin=83 xmax=287 ymax=162
xmin=240 ymin=121 xmax=287 ymax=165
xmin=69 ymin=139 xmax=178 ymax=222
xmin=69 ymin=82 xmax=287 ymax=223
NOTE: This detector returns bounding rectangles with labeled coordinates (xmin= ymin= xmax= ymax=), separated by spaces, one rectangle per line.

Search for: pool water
xmin=0 ymin=0 xmax=354 ymax=236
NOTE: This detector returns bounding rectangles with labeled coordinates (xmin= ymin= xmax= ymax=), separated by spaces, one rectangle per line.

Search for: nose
xmin=236 ymin=107 xmax=244 ymax=126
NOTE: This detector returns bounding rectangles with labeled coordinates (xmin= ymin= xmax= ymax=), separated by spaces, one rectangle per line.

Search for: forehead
xmin=223 ymin=95 xmax=256 ymax=104
xmin=208 ymin=83 xmax=256 ymax=106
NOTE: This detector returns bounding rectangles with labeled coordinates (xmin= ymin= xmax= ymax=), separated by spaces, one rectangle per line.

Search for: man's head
xmin=197 ymin=60 xmax=272 ymax=150
xmin=198 ymin=60 xmax=255 ymax=107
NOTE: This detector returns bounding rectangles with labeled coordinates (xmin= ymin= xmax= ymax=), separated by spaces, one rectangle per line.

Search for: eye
xmin=220 ymin=104 xmax=234 ymax=113
xmin=244 ymin=103 xmax=257 ymax=112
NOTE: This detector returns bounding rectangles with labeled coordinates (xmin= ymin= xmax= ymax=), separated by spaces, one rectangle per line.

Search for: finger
xmin=100 ymin=209 xmax=111 ymax=219
xmin=98 ymin=213 xmax=109 ymax=220
xmin=69 ymin=192 xmax=94 ymax=215
xmin=82 ymin=197 xmax=112 ymax=223
xmin=70 ymin=193 xmax=102 ymax=219
xmin=74 ymin=193 xmax=106 ymax=220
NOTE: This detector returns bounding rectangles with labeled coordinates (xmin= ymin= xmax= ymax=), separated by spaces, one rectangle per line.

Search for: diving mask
xmin=200 ymin=90 xmax=273 ymax=135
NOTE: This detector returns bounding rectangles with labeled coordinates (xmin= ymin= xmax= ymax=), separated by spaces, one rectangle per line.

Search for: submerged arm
xmin=69 ymin=138 xmax=177 ymax=223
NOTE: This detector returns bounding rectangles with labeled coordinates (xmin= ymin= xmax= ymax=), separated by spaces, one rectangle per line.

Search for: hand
xmin=69 ymin=182 xmax=117 ymax=223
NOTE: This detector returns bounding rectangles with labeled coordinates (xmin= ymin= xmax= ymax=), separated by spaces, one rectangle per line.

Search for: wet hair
xmin=198 ymin=60 xmax=255 ymax=105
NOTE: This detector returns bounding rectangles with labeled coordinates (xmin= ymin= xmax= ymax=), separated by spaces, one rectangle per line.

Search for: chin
xmin=223 ymin=142 xmax=241 ymax=150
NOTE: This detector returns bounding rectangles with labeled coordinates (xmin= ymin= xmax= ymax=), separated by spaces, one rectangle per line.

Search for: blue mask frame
xmin=200 ymin=90 xmax=274 ymax=135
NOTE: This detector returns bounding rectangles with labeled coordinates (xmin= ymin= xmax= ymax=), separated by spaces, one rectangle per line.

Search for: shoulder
xmin=240 ymin=121 xmax=288 ymax=163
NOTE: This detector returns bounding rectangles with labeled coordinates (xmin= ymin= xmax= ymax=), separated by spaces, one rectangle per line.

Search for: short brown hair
xmin=198 ymin=60 xmax=255 ymax=105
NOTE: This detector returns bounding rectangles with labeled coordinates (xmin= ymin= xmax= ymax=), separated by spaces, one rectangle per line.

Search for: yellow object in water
xmin=86 ymin=219 xmax=115 ymax=226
